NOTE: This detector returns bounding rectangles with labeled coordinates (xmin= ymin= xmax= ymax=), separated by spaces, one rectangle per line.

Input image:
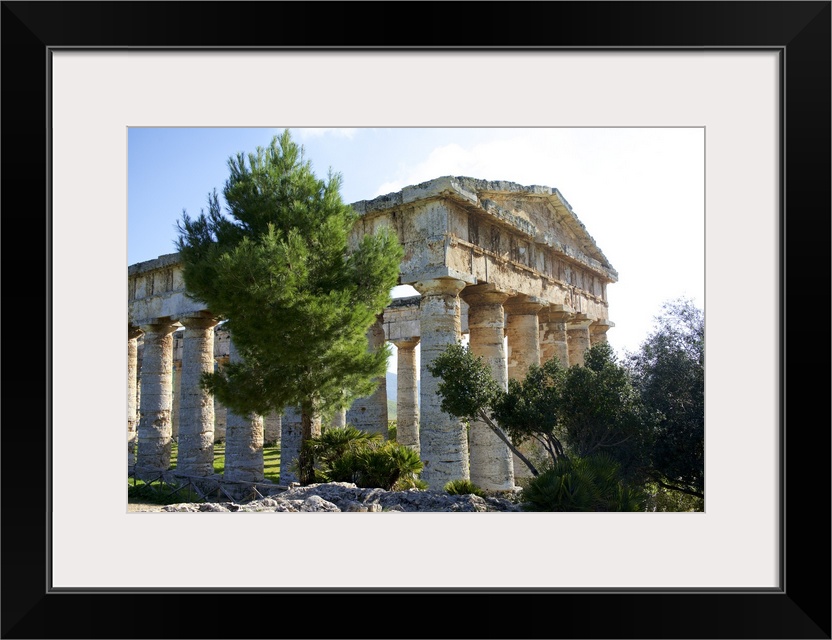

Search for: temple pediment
xmin=352 ymin=175 xmax=616 ymax=280
xmin=349 ymin=176 xmax=616 ymax=321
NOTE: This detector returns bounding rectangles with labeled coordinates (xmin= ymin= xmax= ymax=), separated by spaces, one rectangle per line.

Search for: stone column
xmin=214 ymin=401 xmax=227 ymax=442
xmin=127 ymin=326 xmax=142 ymax=467
xmin=568 ymin=314 xmax=594 ymax=366
xmin=590 ymin=319 xmax=614 ymax=346
xmin=135 ymin=321 xmax=178 ymax=479
xmin=264 ymin=412 xmax=282 ymax=446
xmin=505 ymin=296 xmax=545 ymax=380
xmin=171 ymin=359 xmax=182 ymax=440
xmin=280 ymin=406 xmax=303 ymax=485
xmin=346 ymin=315 xmax=389 ymax=436
xmin=175 ymin=315 xmax=218 ymax=477
xmin=328 ymin=388 xmax=348 ymax=429
xmin=461 ymin=284 xmax=514 ymax=491
xmin=413 ymin=277 xmax=468 ymax=489
xmin=223 ymin=338 xmax=264 ymax=483
xmin=505 ymin=296 xmax=545 ymax=480
xmin=540 ymin=304 xmax=574 ymax=367
xmin=391 ymin=337 xmax=420 ymax=452
xmin=331 ymin=408 xmax=346 ymax=429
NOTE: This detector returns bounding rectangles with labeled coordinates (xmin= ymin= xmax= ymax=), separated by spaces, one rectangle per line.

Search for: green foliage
xmin=175 ymin=129 xmax=403 ymax=435
xmin=387 ymin=420 xmax=397 ymax=442
xmin=426 ymin=343 xmax=502 ymax=420
xmin=444 ymin=479 xmax=485 ymax=497
xmin=304 ymin=425 xmax=381 ymax=462
xmin=643 ymin=483 xmax=704 ymax=512
xmin=175 ymin=130 xmax=402 ymax=484
xmin=426 ymin=342 xmax=538 ymax=472
xmin=521 ymin=453 xmax=646 ymax=512
xmin=627 ymin=298 xmax=704 ymax=498
xmin=492 ymin=356 xmax=568 ymax=462
xmin=301 ymin=426 xmax=425 ymax=491
xmin=427 ymin=341 xmax=656 ymax=483
xmin=127 ymin=480 xmax=205 ymax=505
xmin=554 ymin=342 xmax=656 ymax=484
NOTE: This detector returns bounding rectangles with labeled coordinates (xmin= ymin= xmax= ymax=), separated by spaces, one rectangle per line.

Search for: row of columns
xmin=411 ymin=278 xmax=610 ymax=490
xmin=127 ymin=315 xmax=248 ymax=481
xmin=127 ymin=315 xmax=373 ymax=486
xmin=128 ymin=279 xmax=610 ymax=492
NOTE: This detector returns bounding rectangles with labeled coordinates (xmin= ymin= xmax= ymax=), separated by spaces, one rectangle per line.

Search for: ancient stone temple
xmin=128 ymin=176 xmax=617 ymax=492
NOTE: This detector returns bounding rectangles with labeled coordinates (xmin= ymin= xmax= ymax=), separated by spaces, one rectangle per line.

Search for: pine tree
xmin=175 ymin=130 xmax=403 ymax=483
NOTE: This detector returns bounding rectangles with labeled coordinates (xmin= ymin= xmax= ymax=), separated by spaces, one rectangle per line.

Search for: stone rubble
xmin=156 ymin=481 xmax=525 ymax=513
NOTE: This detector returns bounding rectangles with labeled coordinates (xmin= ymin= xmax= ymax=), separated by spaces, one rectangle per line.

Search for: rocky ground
xmin=128 ymin=481 xmax=526 ymax=513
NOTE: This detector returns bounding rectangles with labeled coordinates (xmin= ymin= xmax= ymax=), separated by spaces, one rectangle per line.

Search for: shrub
xmin=521 ymin=453 xmax=646 ymax=512
xmin=301 ymin=426 xmax=425 ymax=490
xmin=643 ymin=484 xmax=704 ymax=512
xmin=444 ymin=479 xmax=485 ymax=497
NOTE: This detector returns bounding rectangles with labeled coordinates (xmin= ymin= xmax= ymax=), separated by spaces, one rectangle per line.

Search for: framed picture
xmin=4 ymin=2 xmax=828 ymax=638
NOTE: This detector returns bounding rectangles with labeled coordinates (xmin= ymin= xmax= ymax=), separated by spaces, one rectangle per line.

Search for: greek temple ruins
xmin=128 ymin=176 xmax=617 ymax=493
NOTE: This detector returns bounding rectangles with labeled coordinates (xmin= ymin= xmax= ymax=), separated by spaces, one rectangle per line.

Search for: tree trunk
xmin=478 ymin=410 xmax=539 ymax=477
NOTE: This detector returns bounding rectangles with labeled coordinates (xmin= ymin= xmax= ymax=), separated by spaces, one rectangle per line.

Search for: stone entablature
xmin=349 ymin=176 xmax=617 ymax=320
xmin=128 ymin=176 xmax=617 ymax=492
xmin=128 ymin=252 xmax=204 ymax=326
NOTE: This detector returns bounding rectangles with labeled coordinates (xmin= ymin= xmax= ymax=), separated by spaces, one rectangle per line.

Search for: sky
xmin=128 ymin=127 xmax=704 ymax=370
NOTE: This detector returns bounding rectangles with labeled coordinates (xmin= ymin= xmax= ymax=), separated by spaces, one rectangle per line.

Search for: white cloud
xmin=373 ymin=143 xmax=473 ymax=196
xmin=372 ymin=132 xmax=580 ymax=198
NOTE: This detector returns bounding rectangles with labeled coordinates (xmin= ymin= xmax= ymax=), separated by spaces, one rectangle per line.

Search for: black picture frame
xmin=2 ymin=2 xmax=829 ymax=638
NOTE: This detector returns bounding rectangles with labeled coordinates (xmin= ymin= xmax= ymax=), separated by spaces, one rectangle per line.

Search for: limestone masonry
xmin=128 ymin=176 xmax=617 ymax=493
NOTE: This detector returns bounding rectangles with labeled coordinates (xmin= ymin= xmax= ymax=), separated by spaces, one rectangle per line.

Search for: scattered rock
xmin=157 ymin=481 xmax=526 ymax=513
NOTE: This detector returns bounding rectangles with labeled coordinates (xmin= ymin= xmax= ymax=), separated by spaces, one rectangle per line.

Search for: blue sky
xmin=128 ymin=127 xmax=704 ymax=362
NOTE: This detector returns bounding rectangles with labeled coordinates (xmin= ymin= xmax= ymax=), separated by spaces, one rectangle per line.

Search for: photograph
xmin=126 ymin=126 xmax=706 ymax=515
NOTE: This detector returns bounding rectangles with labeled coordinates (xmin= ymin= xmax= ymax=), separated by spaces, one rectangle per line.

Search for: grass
xmin=262 ymin=446 xmax=281 ymax=483
xmin=127 ymin=478 xmax=205 ymax=505
xmin=166 ymin=441 xmax=281 ymax=482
